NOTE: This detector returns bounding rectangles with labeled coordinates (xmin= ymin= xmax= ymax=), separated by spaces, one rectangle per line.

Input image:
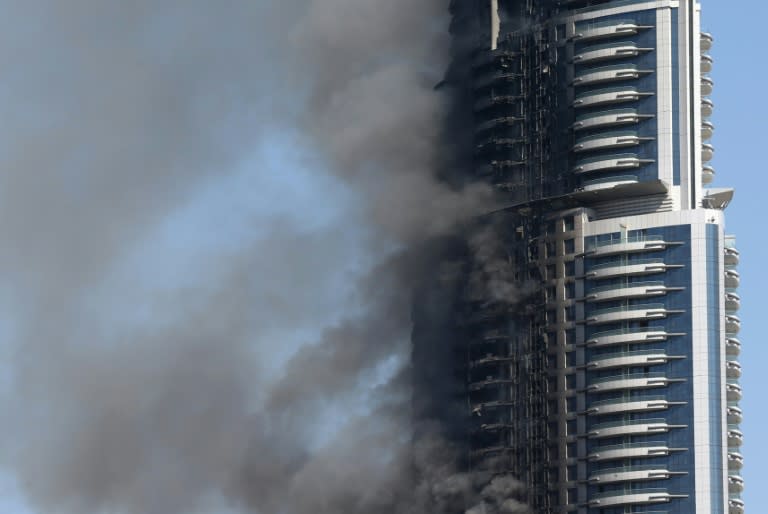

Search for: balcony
xmin=726 ymin=338 xmax=741 ymax=357
xmin=573 ymin=132 xmax=653 ymax=153
xmin=586 ymin=304 xmax=678 ymax=325
xmin=702 ymin=120 xmax=714 ymax=140
xmin=588 ymin=441 xmax=678 ymax=462
xmin=581 ymin=175 xmax=639 ymax=192
xmin=728 ymin=452 xmax=744 ymax=470
xmin=472 ymin=70 xmax=523 ymax=91
xmin=468 ymin=378 xmax=514 ymax=391
xmin=470 ymin=355 xmax=515 ymax=368
xmin=726 ymin=382 xmax=743 ymax=401
xmin=586 ymin=259 xmax=677 ymax=280
xmin=587 ymin=373 xmax=676 ymax=393
xmin=726 ymin=360 xmax=742 ymax=379
xmin=588 ymin=465 xmax=679 ymax=485
xmin=726 ymin=315 xmax=741 ymax=335
xmin=728 ymin=475 xmax=745 ymax=493
xmin=586 ymin=235 xmax=670 ymax=256
xmin=574 ymin=88 xmax=653 ymax=109
xmin=585 ymin=348 xmax=679 ymax=370
xmin=725 ymin=247 xmax=740 ymax=266
xmin=586 ymin=395 xmax=683 ymax=416
xmin=701 ymin=54 xmax=713 ymax=73
xmin=586 ymin=328 xmax=671 ymax=348
xmin=729 ymin=498 xmax=745 ymax=514
xmin=725 ymin=270 xmax=740 ymax=288
xmin=727 ymin=406 xmax=743 ymax=424
xmin=573 ymin=109 xmax=653 ymax=131
xmin=573 ymin=43 xmax=652 ymax=65
xmin=588 ymin=418 xmax=685 ymax=439
xmin=701 ymin=76 xmax=714 ymax=96
xmin=572 ymin=21 xmax=653 ymax=42
xmin=585 ymin=281 xmax=677 ymax=302
xmin=726 ymin=293 xmax=740 ymax=312
xmin=573 ymin=154 xmax=653 ymax=174
xmin=701 ymin=32 xmax=714 ymax=51
xmin=702 ymin=165 xmax=715 ymax=184
xmin=573 ymin=64 xmax=653 ymax=87
xmin=702 ymin=143 xmax=715 ymax=162
xmin=728 ymin=429 xmax=744 ymax=448
xmin=702 ymin=98 xmax=714 ymax=117
xmin=588 ymin=488 xmax=685 ymax=508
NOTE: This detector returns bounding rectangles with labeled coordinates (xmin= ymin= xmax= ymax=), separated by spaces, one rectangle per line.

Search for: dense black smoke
xmin=0 ymin=1 xmax=527 ymax=513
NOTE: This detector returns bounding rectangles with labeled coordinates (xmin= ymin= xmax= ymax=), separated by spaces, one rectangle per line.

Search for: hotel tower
xmin=412 ymin=1 xmax=743 ymax=512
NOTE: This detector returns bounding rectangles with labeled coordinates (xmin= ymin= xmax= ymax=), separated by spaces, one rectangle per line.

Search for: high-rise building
xmin=414 ymin=1 xmax=742 ymax=512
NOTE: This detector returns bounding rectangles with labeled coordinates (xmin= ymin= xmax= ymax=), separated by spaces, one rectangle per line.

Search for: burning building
xmin=413 ymin=1 xmax=742 ymax=512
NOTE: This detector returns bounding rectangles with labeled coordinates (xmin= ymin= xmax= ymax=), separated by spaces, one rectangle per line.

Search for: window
xmin=564 ymin=216 xmax=575 ymax=231
xmin=567 ymin=465 xmax=578 ymax=481
xmin=564 ymin=238 xmax=575 ymax=254
xmin=566 ymin=352 xmax=576 ymax=367
xmin=565 ymin=261 xmax=576 ymax=277
xmin=566 ymin=305 xmax=576 ymax=322
xmin=547 ymin=264 xmax=556 ymax=280
xmin=566 ymin=419 xmax=577 ymax=435
xmin=546 ymin=241 xmax=556 ymax=258
xmin=565 ymin=329 xmax=577 ymax=345
xmin=566 ymin=282 xmax=576 ymax=299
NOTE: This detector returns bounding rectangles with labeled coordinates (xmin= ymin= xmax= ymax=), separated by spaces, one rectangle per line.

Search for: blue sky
xmin=0 ymin=1 xmax=764 ymax=513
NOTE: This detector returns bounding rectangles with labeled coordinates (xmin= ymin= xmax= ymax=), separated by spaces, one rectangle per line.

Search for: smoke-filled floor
xmin=0 ymin=1 xmax=528 ymax=513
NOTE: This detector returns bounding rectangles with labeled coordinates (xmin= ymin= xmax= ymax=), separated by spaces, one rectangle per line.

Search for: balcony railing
xmin=590 ymin=417 xmax=668 ymax=431
xmin=588 ymin=280 xmax=666 ymax=294
xmin=589 ymin=372 xmax=666 ymax=385
xmin=589 ymin=303 xmax=666 ymax=317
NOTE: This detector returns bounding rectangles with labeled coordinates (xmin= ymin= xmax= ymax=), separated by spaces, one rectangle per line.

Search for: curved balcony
xmin=726 ymin=338 xmax=741 ymax=357
xmin=588 ymin=441 xmax=676 ymax=462
xmin=702 ymin=143 xmax=715 ymax=162
xmin=470 ymin=355 xmax=515 ymax=368
xmin=573 ymin=109 xmax=653 ymax=131
xmin=586 ymin=396 xmax=682 ymax=416
xmin=727 ymin=382 xmax=743 ymax=402
xmin=701 ymin=32 xmax=714 ymax=51
xmin=586 ymin=328 xmax=671 ymax=348
xmin=573 ymin=64 xmax=653 ymax=87
xmin=729 ymin=475 xmax=745 ymax=494
xmin=726 ymin=360 xmax=742 ymax=379
xmin=574 ymin=88 xmax=653 ymax=109
xmin=702 ymin=120 xmax=715 ymax=140
xmin=725 ymin=270 xmax=740 ymax=288
xmin=587 ymin=373 xmax=674 ymax=393
xmin=727 ymin=406 xmax=743 ymax=424
xmin=588 ymin=465 xmax=678 ymax=485
xmin=588 ymin=488 xmax=684 ymax=508
xmin=728 ymin=429 xmax=744 ymax=448
xmin=726 ymin=293 xmax=741 ymax=312
xmin=701 ymin=76 xmax=714 ymax=96
xmin=586 ymin=304 xmax=678 ymax=325
xmin=585 ymin=348 xmax=678 ymax=370
xmin=468 ymin=378 xmax=514 ymax=391
xmin=729 ymin=498 xmax=745 ymax=514
xmin=473 ymin=94 xmax=524 ymax=112
xmin=725 ymin=247 xmax=740 ymax=266
xmin=701 ymin=54 xmax=714 ymax=73
xmin=572 ymin=21 xmax=652 ymax=42
xmin=573 ymin=43 xmax=652 ymax=65
xmin=726 ymin=315 xmax=741 ymax=335
xmin=581 ymin=174 xmax=639 ymax=192
xmin=702 ymin=165 xmax=715 ymax=184
xmin=475 ymin=116 xmax=523 ymax=134
xmin=573 ymin=132 xmax=652 ymax=153
xmin=702 ymin=98 xmax=714 ymax=117
xmin=587 ymin=417 xmax=685 ymax=439
xmin=728 ymin=452 xmax=744 ymax=470
xmin=573 ymin=154 xmax=653 ymax=174
xmin=587 ymin=235 xmax=670 ymax=256
xmin=586 ymin=260 xmax=676 ymax=280
xmin=586 ymin=281 xmax=676 ymax=302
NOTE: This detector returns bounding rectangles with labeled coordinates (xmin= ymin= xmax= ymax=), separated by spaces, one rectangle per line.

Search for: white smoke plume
xmin=0 ymin=1 xmax=526 ymax=513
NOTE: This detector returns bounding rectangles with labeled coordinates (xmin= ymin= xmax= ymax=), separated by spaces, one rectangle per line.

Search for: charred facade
xmin=414 ymin=1 xmax=741 ymax=513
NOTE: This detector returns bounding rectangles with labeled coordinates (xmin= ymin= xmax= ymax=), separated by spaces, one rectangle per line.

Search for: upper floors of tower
xmin=448 ymin=0 xmax=722 ymax=216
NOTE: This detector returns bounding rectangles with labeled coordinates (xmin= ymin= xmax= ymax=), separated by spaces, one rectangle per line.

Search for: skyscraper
xmin=414 ymin=1 xmax=742 ymax=512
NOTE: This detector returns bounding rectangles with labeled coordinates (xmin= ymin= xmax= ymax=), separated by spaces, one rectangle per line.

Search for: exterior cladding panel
xmin=414 ymin=1 xmax=737 ymax=512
